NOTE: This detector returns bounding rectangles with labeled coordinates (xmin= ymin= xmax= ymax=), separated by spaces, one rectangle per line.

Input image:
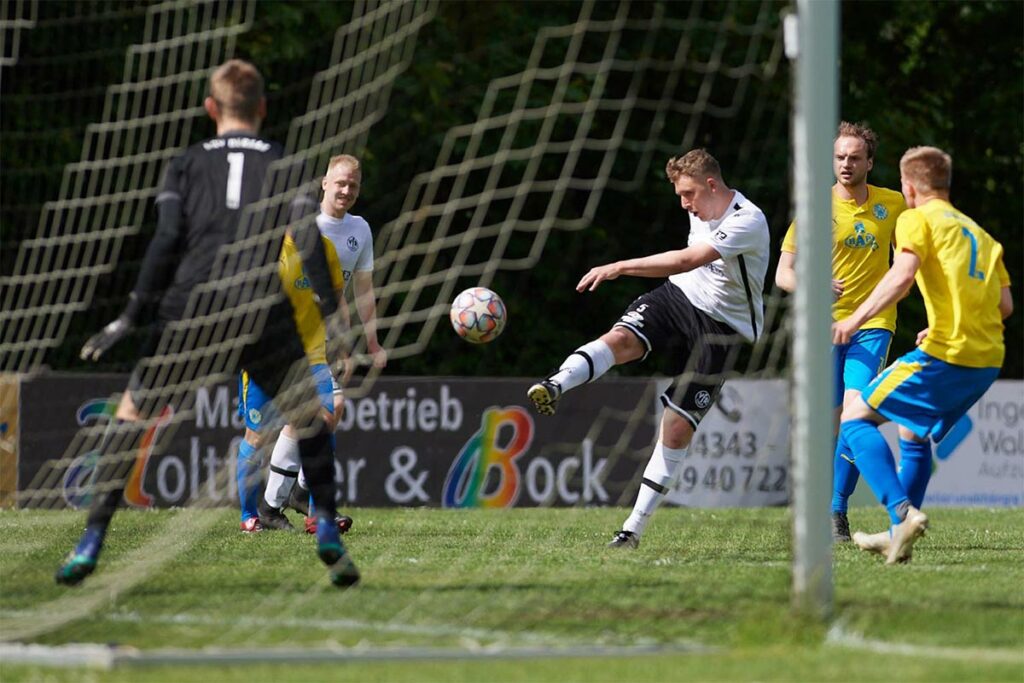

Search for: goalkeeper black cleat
xmin=55 ymin=552 xmax=97 ymax=586
xmin=315 ymin=516 xmax=360 ymax=588
xmin=607 ymin=530 xmax=639 ymax=549
xmin=527 ymin=379 xmax=562 ymax=416
xmin=259 ymin=498 xmax=295 ymax=531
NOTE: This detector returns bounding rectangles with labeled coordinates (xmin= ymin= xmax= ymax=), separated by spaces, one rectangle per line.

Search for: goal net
xmin=0 ymin=0 xmax=792 ymax=656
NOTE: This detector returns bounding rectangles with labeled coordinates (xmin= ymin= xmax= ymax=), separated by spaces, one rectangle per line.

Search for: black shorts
xmin=614 ymin=282 xmax=743 ymax=429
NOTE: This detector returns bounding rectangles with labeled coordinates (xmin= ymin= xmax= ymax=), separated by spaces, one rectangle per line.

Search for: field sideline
xmin=0 ymin=507 xmax=1021 ymax=682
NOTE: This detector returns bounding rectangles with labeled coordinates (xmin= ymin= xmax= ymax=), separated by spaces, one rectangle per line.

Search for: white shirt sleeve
xmin=694 ymin=210 xmax=765 ymax=260
xmin=355 ymin=218 xmax=374 ymax=272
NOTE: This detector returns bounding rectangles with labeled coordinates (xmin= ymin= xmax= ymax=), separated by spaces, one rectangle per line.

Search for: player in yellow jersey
xmin=776 ymin=122 xmax=906 ymax=542
xmin=833 ymin=146 xmax=1013 ymax=564
xmin=236 ymin=230 xmax=347 ymax=531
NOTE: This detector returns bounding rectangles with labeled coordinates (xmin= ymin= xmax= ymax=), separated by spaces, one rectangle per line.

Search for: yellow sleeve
xmin=781 ymin=221 xmax=797 ymax=254
xmin=894 ymin=210 xmax=930 ymax=261
xmin=323 ymin=236 xmax=345 ymax=291
xmin=996 ymin=252 xmax=1011 ymax=287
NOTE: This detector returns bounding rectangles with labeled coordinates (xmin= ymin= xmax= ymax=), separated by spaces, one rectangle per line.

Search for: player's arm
xmin=352 ymin=270 xmax=386 ymax=368
xmin=833 ymin=249 xmax=919 ymax=345
xmin=775 ymin=251 xmax=796 ymax=293
xmin=999 ymin=286 xmax=1013 ymax=319
xmin=577 ymin=243 xmax=721 ymax=292
xmin=81 ymin=180 xmax=184 ymax=360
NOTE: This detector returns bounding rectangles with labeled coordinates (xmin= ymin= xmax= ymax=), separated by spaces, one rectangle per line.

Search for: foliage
xmin=1 ymin=1 xmax=1020 ymax=377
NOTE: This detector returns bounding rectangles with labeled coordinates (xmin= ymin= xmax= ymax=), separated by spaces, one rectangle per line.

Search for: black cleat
xmin=607 ymin=530 xmax=639 ymax=549
xmin=259 ymin=498 xmax=295 ymax=531
xmin=527 ymin=379 xmax=562 ymax=416
xmin=288 ymin=482 xmax=310 ymax=516
xmin=832 ymin=512 xmax=852 ymax=543
xmin=55 ymin=552 xmax=97 ymax=586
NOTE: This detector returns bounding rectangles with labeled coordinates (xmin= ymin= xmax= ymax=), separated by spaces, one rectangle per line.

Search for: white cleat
xmin=853 ymin=529 xmax=892 ymax=556
xmin=885 ymin=506 xmax=928 ymax=565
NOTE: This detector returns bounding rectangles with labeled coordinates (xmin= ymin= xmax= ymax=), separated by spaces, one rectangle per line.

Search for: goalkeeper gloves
xmin=80 ymin=293 xmax=141 ymax=361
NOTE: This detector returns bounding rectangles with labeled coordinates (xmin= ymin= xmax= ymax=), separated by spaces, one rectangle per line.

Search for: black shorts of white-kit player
xmin=614 ymin=282 xmax=741 ymax=428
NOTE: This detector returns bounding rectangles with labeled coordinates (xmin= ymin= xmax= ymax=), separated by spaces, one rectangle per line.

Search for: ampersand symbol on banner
xmin=385 ymin=446 xmax=429 ymax=503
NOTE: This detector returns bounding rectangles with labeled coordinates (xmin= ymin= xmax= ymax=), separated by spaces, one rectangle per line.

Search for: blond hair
xmin=837 ymin=121 xmax=878 ymax=160
xmin=900 ymin=146 xmax=952 ymax=192
xmin=208 ymin=59 xmax=264 ymax=121
xmin=665 ymin=149 xmax=723 ymax=183
xmin=327 ymin=154 xmax=361 ymax=175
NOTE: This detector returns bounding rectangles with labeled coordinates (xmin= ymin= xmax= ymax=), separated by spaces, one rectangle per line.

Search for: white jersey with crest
xmin=316 ymin=211 xmax=374 ymax=293
xmin=668 ymin=190 xmax=769 ymax=342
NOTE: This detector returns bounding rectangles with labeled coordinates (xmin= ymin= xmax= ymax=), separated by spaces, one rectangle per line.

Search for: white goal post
xmin=787 ymin=0 xmax=838 ymax=617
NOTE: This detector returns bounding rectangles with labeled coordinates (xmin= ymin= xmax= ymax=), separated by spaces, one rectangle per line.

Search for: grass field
xmin=0 ymin=506 xmax=1021 ymax=682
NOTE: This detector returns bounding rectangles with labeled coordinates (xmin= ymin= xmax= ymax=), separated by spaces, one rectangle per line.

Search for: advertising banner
xmin=12 ymin=373 xmax=1021 ymax=509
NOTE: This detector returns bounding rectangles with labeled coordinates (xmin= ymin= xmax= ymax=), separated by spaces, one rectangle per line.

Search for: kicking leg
xmin=528 ymin=327 xmax=642 ymax=415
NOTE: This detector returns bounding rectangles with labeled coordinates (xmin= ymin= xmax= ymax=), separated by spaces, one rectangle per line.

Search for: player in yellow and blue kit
xmin=833 ymin=146 xmax=1013 ymax=564
xmin=776 ymin=122 xmax=905 ymax=542
xmin=236 ymin=230 xmax=346 ymax=531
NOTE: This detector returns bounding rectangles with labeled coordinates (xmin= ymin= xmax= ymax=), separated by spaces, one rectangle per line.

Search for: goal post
xmin=787 ymin=0 xmax=839 ymax=617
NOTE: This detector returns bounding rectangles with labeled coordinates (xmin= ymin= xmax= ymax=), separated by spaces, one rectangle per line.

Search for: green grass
xmin=0 ymin=507 xmax=1022 ymax=682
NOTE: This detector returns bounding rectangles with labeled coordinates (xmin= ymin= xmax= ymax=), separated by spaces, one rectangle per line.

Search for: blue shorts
xmin=833 ymin=328 xmax=892 ymax=408
xmin=862 ymin=348 xmax=999 ymax=441
xmin=237 ymin=363 xmax=334 ymax=431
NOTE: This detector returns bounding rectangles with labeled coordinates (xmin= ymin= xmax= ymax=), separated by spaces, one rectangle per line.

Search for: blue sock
xmin=839 ymin=419 xmax=908 ymax=525
xmin=237 ymin=440 xmax=262 ymax=522
xmin=75 ymin=524 xmax=107 ymax=561
xmin=898 ymin=438 xmax=932 ymax=509
xmin=831 ymin=432 xmax=860 ymax=514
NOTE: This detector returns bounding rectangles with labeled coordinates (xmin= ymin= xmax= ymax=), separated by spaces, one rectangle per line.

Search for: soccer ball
xmin=449 ymin=287 xmax=507 ymax=344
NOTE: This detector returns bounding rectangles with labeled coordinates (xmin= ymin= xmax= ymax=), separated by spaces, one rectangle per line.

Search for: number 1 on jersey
xmin=226 ymin=152 xmax=245 ymax=209
xmin=960 ymin=226 xmax=985 ymax=281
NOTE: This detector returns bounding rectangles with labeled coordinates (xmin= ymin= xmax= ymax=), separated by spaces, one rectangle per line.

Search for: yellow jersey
xmin=279 ymin=233 xmax=344 ymax=366
xmin=896 ymin=198 xmax=1009 ymax=368
xmin=782 ymin=185 xmax=905 ymax=331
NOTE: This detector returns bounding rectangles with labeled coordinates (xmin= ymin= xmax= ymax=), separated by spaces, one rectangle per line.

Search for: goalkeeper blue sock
xmin=75 ymin=524 xmax=107 ymax=561
xmin=839 ymin=419 xmax=908 ymax=525
xmin=831 ymin=431 xmax=860 ymax=514
xmin=236 ymin=440 xmax=262 ymax=522
xmin=898 ymin=438 xmax=932 ymax=509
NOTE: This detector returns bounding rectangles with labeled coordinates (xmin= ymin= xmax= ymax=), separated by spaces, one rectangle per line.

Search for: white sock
xmin=622 ymin=442 xmax=688 ymax=536
xmin=264 ymin=433 xmax=300 ymax=509
xmin=549 ymin=339 xmax=616 ymax=393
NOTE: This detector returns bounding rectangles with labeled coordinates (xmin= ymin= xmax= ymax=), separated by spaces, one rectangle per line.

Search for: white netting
xmin=1 ymin=0 xmax=791 ymax=655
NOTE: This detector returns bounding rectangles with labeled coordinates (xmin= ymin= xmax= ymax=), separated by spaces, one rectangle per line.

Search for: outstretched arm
xmin=576 ymin=243 xmax=722 ymax=292
xmin=833 ymin=249 xmax=919 ymax=344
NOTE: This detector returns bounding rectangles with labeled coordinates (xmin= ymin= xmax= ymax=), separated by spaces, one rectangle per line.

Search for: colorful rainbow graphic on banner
xmin=63 ymin=398 xmax=173 ymax=509
xmin=443 ymin=406 xmax=533 ymax=508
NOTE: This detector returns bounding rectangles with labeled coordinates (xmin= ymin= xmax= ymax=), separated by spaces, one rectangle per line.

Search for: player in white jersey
xmin=527 ymin=149 xmax=769 ymax=549
xmin=261 ymin=154 xmax=386 ymax=531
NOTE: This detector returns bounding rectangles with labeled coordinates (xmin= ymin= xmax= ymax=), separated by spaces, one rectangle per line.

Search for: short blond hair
xmin=900 ymin=146 xmax=952 ymax=192
xmin=327 ymin=154 xmax=361 ymax=175
xmin=837 ymin=121 xmax=878 ymax=160
xmin=665 ymin=149 xmax=723 ymax=183
xmin=208 ymin=59 xmax=263 ymax=121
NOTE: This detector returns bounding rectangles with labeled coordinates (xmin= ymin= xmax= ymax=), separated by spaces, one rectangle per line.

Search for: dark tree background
xmin=2 ymin=1 xmax=1020 ymax=378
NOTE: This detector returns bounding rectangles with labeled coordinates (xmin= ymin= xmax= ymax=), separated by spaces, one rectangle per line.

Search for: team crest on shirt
xmin=347 ymin=236 xmax=359 ymax=252
xmin=872 ymin=203 xmax=888 ymax=220
xmin=294 ymin=273 xmax=311 ymax=289
xmin=694 ymin=390 xmax=712 ymax=409
xmin=844 ymin=222 xmax=879 ymax=251
xmin=248 ymin=408 xmax=262 ymax=425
